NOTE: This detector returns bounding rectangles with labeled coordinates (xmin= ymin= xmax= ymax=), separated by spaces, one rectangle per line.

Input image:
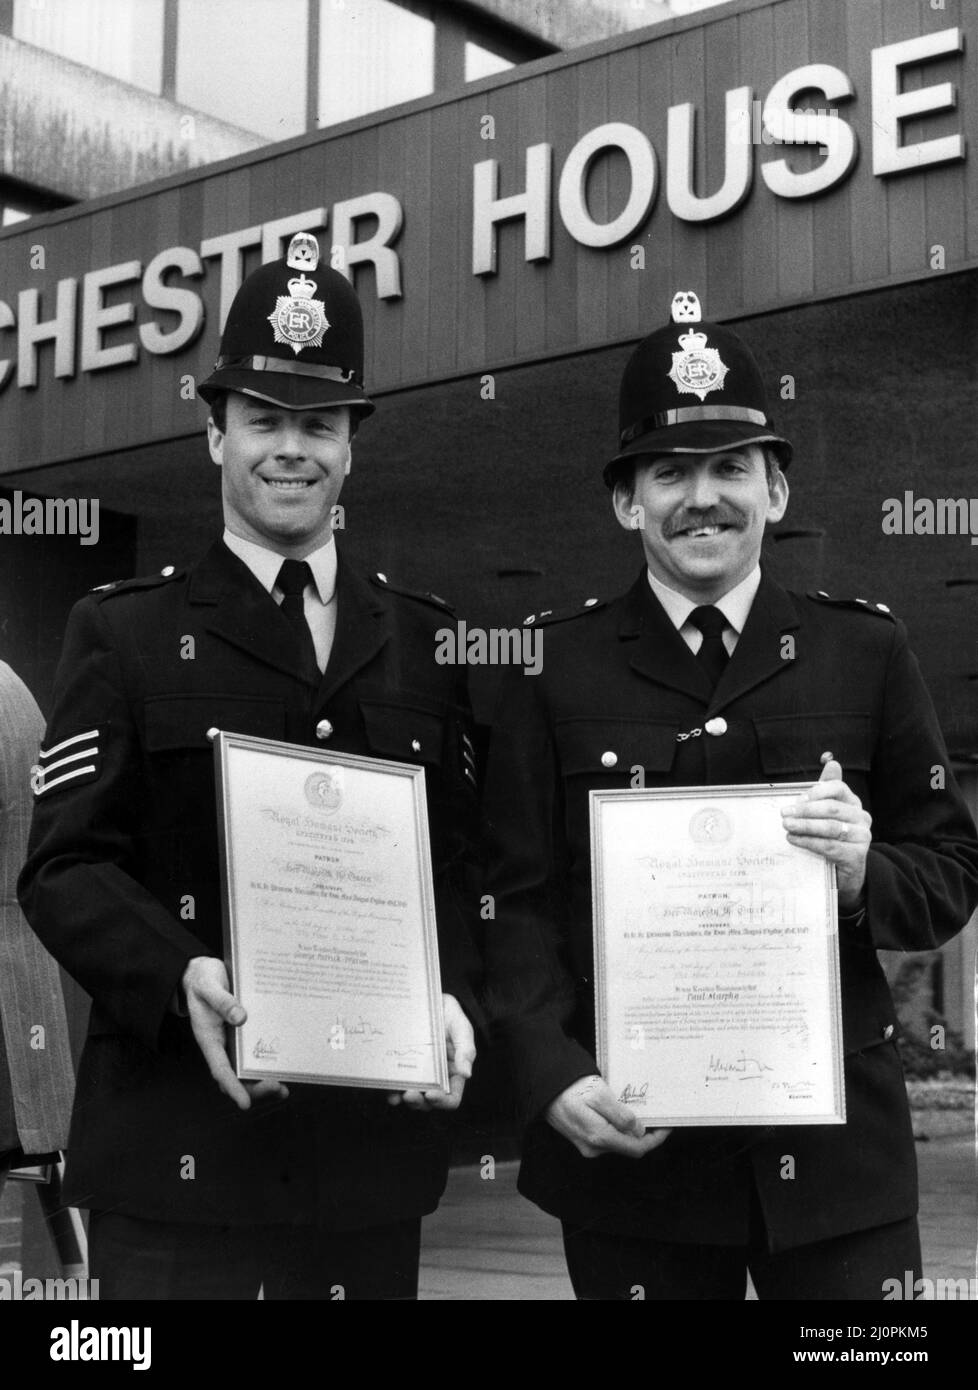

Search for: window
xmin=176 ymin=0 xmax=307 ymax=140
xmin=13 ymin=0 xmax=164 ymax=92
xmin=318 ymin=0 xmax=434 ymax=128
xmin=465 ymin=41 xmax=514 ymax=83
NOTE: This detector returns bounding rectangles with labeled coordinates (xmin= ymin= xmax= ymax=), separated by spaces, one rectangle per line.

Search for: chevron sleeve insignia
xmin=30 ymin=727 xmax=102 ymax=798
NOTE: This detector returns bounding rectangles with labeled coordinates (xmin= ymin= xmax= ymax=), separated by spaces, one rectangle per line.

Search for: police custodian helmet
xmin=604 ymin=290 xmax=791 ymax=486
xmin=198 ymin=232 xmax=374 ymax=417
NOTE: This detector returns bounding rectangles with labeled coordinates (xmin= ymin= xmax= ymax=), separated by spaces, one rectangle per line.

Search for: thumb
xmin=197 ymin=979 xmax=245 ymax=1026
xmin=818 ymin=754 xmax=842 ymax=783
xmin=589 ymin=1085 xmax=644 ymax=1137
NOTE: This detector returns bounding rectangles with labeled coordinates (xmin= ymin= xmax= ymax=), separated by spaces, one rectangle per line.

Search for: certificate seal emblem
xmin=304 ymin=771 xmax=342 ymax=812
xmin=267 ymin=272 xmax=330 ymax=355
xmin=689 ymin=806 xmax=732 ymax=843
xmin=668 ymin=327 xmax=729 ymax=402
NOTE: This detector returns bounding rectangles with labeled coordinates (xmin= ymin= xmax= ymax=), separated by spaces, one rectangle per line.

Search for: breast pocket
xmin=358 ymin=698 xmax=447 ymax=768
xmin=143 ymin=695 xmax=286 ymax=751
xmin=753 ymin=713 xmax=873 ymax=779
xmin=554 ymin=717 xmax=680 ymax=779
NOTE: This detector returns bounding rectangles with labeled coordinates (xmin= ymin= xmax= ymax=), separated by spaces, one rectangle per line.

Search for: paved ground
xmin=3 ymin=1132 xmax=972 ymax=1300
xmin=419 ymin=1134 xmax=977 ymax=1300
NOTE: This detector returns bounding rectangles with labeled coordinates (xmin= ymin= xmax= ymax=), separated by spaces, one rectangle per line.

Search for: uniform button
xmin=411 ymin=739 xmax=421 ymax=753
xmin=600 ymin=750 xmax=618 ymax=768
xmin=882 ymin=1024 xmax=894 ymax=1041
xmin=315 ymin=719 xmax=333 ymax=740
xmin=160 ymin=565 xmax=175 ymax=577
xmin=704 ymin=717 xmax=727 ymax=737
xmin=376 ymin=572 xmax=388 ymax=584
xmin=524 ymin=614 xmax=536 ymax=625
xmin=206 ymin=727 xmax=220 ymax=742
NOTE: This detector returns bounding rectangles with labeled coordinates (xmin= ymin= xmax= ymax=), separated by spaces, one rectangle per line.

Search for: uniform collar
xmin=222 ymin=528 xmax=337 ymax=604
xmin=620 ymin=565 xmax=800 ymax=712
xmin=647 ymin=564 xmax=761 ymax=636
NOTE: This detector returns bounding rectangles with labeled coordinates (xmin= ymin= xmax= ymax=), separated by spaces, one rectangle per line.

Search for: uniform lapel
xmin=710 ymin=570 xmax=801 ymax=713
xmin=621 ymin=570 xmax=714 ymax=703
xmin=620 ymin=567 xmax=802 ymax=713
xmin=189 ymin=540 xmax=316 ymax=684
xmin=316 ymin=556 xmax=390 ymax=707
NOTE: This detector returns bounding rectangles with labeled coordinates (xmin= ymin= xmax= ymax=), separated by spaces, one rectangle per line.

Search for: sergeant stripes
xmin=30 ymin=728 xmax=100 ymax=797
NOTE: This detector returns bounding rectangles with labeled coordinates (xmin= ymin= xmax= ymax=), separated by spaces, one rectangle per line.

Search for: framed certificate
xmin=591 ymin=783 xmax=845 ymax=1128
xmin=213 ymin=731 xmax=448 ymax=1092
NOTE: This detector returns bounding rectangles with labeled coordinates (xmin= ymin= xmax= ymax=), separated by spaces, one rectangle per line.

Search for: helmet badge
xmin=267 ymin=273 xmax=330 ymax=355
xmin=267 ymin=232 xmax=330 ymax=354
xmin=666 ymin=291 xmax=728 ymax=403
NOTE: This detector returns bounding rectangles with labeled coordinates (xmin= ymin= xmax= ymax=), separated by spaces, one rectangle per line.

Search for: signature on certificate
xmin=252 ymin=1037 xmax=280 ymax=1060
xmin=706 ymin=1051 xmax=773 ymax=1080
xmin=618 ymin=1081 xmax=649 ymax=1106
xmin=333 ymin=1015 xmax=385 ymax=1040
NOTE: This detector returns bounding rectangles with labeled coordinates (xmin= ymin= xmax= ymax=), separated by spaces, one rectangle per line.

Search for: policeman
xmin=481 ymin=292 xmax=978 ymax=1300
xmin=19 ymin=234 xmax=479 ymax=1300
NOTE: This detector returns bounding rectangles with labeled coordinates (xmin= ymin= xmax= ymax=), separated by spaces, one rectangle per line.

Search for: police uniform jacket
xmin=18 ymin=539 xmax=479 ymax=1229
xmin=482 ymin=568 xmax=978 ymax=1251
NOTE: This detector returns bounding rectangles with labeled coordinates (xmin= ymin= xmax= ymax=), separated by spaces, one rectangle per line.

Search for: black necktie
xmin=689 ymin=605 xmax=730 ymax=688
xmin=276 ymin=559 xmax=319 ymax=682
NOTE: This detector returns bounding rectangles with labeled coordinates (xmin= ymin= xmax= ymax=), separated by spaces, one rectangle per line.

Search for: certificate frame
xmin=591 ymin=782 xmax=845 ymax=1128
xmin=213 ymin=730 xmax=448 ymax=1093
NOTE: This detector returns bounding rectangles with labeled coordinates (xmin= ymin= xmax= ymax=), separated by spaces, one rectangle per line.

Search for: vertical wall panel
xmin=479 ymin=88 xmax=515 ymax=372
xmin=668 ymin=22 xmax=710 ymax=314
xmin=396 ymin=110 xmax=432 ymax=383
xmin=426 ymin=100 xmax=461 ymax=380
xmin=543 ymin=63 xmax=580 ymax=355
xmin=772 ymin=1 xmax=815 ymax=305
xmin=808 ymin=0 xmax=857 ymax=299
xmin=514 ymin=75 xmax=550 ymax=360
xmin=575 ymin=54 xmax=610 ymax=348
xmin=741 ymin=2 xmax=779 ymax=312
xmin=846 ymin=0 xmax=888 ymax=287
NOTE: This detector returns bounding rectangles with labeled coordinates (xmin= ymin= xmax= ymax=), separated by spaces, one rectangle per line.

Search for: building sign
xmin=0 ymin=0 xmax=973 ymax=472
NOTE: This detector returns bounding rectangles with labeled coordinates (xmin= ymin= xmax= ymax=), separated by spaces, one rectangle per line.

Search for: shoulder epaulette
xmin=90 ymin=566 xmax=184 ymax=599
xmin=806 ymin=590 xmax=896 ymax=622
xmin=523 ymin=596 xmax=607 ymax=627
xmin=369 ymin=571 xmax=455 ymax=614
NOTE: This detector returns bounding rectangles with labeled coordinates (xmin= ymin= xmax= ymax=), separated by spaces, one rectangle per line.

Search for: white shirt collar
xmin=222 ymin=529 xmax=337 ymax=604
xmin=647 ymin=565 xmax=762 ymax=636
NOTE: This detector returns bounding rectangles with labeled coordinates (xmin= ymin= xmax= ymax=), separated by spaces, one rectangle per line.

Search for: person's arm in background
xmin=0 ymin=661 xmax=75 ymax=1158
